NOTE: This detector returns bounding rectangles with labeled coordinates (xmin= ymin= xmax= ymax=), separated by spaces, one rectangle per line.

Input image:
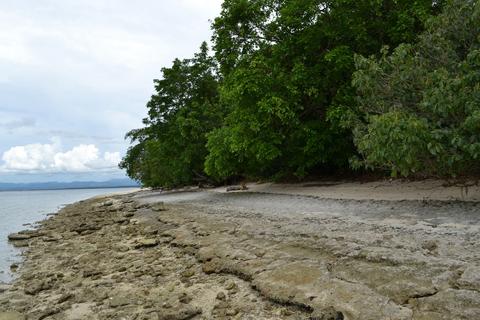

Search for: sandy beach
xmin=1 ymin=180 xmax=480 ymax=319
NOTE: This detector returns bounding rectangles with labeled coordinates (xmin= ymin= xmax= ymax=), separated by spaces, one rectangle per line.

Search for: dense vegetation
xmin=121 ymin=0 xmax=480 ymax=188
xmin=351 ymin=0 xmax=480 ymax=177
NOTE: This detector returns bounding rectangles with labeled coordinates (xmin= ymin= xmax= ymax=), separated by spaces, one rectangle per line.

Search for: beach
xmin=1 ymin=181 xmax=480 ymax=319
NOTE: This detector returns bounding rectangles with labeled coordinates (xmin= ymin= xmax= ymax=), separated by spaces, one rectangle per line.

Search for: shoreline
xmin=1 ymin=183 xmax=480 ymax=319
xmin=0 ymin=188 xmax=140 ymax=285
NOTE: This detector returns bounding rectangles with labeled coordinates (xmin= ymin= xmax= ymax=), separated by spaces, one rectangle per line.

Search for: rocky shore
xmin=1 ymin=188 xmax=480 ymax=319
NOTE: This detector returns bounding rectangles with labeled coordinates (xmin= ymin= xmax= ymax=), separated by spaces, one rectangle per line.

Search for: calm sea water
xmin=0 ymin=188 xmax=137 ymax=283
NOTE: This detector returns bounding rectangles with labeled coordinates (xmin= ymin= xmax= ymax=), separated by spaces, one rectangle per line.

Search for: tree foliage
xmin=120 ymin=0 xmax=480 ymax=187
xmin=352 ymin=0 xmax=480 ymax=177
xmin=119 ymin=43 xmax=221 ymax=187
xmin=205 ymin=0 xmax=443 ymax=180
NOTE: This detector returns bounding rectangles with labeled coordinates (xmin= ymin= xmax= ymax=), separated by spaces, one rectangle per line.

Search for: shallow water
xmin=0 ymin=187 xmax=137 ymax=283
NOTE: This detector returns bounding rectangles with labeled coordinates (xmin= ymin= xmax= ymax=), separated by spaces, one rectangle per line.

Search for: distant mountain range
xmin=0 ymin=179 xmax=140 ymax=191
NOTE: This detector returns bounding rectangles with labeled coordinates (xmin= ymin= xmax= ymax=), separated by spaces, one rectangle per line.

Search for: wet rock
xmin=3 ymin=191 xmax=479 ymax=320
xmin=7 ymin=233 xmax=31 ymax=241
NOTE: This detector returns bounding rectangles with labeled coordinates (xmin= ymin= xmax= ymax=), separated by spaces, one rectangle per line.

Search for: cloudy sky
xmin=0 ymin=0 xmax=223 ymax=183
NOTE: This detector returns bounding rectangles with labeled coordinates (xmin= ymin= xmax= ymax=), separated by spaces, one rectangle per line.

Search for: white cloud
xmin=1 ymin=140 xmax=121 ymax=173
xmin=0 ymin=0 xmax=223 ymax=182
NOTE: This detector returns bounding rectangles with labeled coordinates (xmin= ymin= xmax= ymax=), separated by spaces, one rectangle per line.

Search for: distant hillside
xmin=0 ymin=179 xmax=140 ymax=191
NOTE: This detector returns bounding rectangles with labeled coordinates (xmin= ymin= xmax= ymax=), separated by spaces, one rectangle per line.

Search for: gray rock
xmin=7 ymin=233 xmax=30 ymax=241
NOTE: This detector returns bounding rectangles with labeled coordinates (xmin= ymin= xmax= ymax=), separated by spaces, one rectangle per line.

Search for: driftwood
xmin=226 ymin=184 xmax=248 ymax=192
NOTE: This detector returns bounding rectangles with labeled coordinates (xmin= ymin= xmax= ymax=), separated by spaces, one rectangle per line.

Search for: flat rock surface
xmin=1 ymin=186 xmax=479 ymax=319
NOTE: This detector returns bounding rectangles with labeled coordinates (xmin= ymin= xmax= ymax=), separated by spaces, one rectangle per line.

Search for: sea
xmin=0 ymin=188 xmax=138 ymax=283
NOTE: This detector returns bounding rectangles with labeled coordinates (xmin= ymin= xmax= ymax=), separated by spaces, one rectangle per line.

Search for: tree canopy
xmin=120 ymin=0 xmax=480 ymax=187
xmin=119 ymin=43 xmax=222 ymax=187
xmin=205 ymin=0 xmax=443 ymax=180
xmin=352 ymin=0 xmax=480 ymax=177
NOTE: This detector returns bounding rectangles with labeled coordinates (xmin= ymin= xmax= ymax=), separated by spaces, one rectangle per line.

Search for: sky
xmin=0 ymin=0 xmax=223 ymax=183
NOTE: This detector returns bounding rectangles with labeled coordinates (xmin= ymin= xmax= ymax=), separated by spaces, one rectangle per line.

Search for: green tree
xmin=352 ymin=0 xmax=480 ymax=177
xmin=205 ymin=0 xmax=443 ymax=180
xmin=120 ymin=43 xmax=222 ymax=187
